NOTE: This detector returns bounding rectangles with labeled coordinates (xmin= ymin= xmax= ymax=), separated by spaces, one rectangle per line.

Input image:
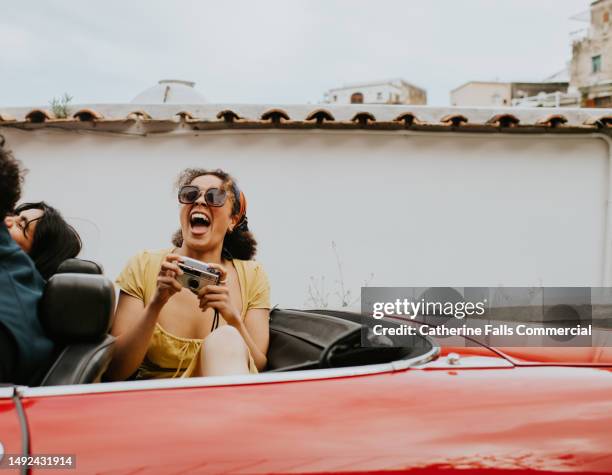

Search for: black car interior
xmin=39 ymin=259 xmax=116 ymax=386
xmin=266 ymin=309 xmax=431 ymax=371
xmin=36 ymin=259 xmax=433 ymax=386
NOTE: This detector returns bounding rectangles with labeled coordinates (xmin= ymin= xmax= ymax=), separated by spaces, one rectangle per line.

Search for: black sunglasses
xmin=178 ymin=185 xmax=228 ymax=207
xmin=13 ymin=213 xmax=43 ymax=238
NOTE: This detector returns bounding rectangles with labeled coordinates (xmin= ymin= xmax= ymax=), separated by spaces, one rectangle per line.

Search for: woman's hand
xmin=197 ymin=263 xmax=241 ymax=326
xmin=151 ymin=253 xmax=184 ymax=307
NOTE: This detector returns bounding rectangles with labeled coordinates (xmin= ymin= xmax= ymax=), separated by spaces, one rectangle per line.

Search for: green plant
xmin=49 ymin=93 xmax=73 ymax=118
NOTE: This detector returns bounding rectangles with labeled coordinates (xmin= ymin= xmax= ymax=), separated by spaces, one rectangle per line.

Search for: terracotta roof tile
xmin=351 ymin=112 xmax=376 ymax=126
xmin=260 ymin=108 xmax=291 ymax=124
xmin=175 ymin=111 xmax=198 ymax=122
xmin=126 ymin=110 xmax=152 ymax=121
xmin=0 ymin=104 xmax=610 ymax=135
xmin=486 ymin=113 xmax=520 ymax=127
xmin=73 ymin=108 xmax=104 ymax=121
xmin=393 ymin=112 xmax=421 ymax=126
xmin=0 ymin=113 xmax=16 ymax=123
xmin=216 ymin=109 xmax=244 ymax=123
xmin=584 ymin=115 xmax=612 ymax=128
xmin=305 ymin=109 xmax=335 ymax=124
xmin=440 ymin=114 xmax=468 ymax=126
xmin=536 ymin=114 xmax=568 ymax=127
xmin=25 ymin=109 xmax=56 ymax=123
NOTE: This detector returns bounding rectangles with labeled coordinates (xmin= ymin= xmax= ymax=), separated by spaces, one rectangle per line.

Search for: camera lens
xmin=188 ymin=279 xmax=199 ymax=289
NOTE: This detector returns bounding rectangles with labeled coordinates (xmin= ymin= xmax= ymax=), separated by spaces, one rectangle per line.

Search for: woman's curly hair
xmin=0 ymin=137 xmax=24 ymax=221
xmin=171 ymin=168 xmax=257 ymax=260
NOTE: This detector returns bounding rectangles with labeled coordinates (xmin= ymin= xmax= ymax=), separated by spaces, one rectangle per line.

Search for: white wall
xmin=2 ymin=128 xmax=609 ymax=309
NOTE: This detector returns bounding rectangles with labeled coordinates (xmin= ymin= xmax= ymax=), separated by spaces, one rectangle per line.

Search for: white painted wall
xmin=2 ymin=128 xmax=609 ymax=309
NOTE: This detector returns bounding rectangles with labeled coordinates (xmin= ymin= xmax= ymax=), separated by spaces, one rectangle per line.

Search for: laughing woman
xmin=106 ymin=169 xmax=270 ymax=381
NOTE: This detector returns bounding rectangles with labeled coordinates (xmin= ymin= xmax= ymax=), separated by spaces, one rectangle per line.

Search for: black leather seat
xmin=38 ymin=259 xmax=116 ymax=386
xmin=56 ymin=258 xmax=104 ymax=275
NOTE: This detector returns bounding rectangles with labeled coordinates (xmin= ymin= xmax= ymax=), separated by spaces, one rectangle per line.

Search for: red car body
xmin=2 ymin=342 xmax=611 ymax=475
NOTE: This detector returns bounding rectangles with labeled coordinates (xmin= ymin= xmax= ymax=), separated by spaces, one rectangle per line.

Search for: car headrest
xmin=41 ymin=273 xmax=116 ymax=344
xmin=56 ymin=258 xmax=104 ymax=275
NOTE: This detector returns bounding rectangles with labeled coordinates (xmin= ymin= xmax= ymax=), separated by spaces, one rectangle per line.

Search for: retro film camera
xmin=177 ymin=257 xmax=221 ymax=293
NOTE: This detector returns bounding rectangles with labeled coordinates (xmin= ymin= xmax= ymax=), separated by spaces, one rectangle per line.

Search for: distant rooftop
xmin=326 ymin=78 xmax=425 ymax=92
xmin=543 ymin=68 xmax=570 ymax=83
xmin=451 ymin=78 xmax=569 ymax=94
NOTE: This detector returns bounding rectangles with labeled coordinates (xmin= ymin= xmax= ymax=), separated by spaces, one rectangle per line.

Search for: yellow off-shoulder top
xmin=115 ymin=248 xmax=271 ymax=379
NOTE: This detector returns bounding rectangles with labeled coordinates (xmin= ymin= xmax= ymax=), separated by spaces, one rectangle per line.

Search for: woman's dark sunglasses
xmin=14 ymin=214 xmax=43 ymax=238
xmin=178 ymin=185 xmax=227 ymax=207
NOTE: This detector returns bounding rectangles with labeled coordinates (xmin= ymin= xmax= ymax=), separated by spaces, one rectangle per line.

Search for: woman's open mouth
xmin=189 ymin=211 xmax=211 ymax=236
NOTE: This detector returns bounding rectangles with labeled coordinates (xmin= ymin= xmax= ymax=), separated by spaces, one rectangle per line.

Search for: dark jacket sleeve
xmin=0 ymin=324 xmax=17 ymax=383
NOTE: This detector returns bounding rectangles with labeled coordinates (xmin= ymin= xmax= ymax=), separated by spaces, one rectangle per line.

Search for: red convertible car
xmin=1 ymin=261 xmax=611 ymax=474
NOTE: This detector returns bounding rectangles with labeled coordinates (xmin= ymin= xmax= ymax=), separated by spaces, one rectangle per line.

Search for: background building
xmin=323 ymin=79 xmax=426 ymax=105
xmin=451 ymin=81 xmax=570 ymax=107
xmin=450 ymin=82 xmax=512 ymax=107
xmin=570 ymin=0 xmax=612 ymax=107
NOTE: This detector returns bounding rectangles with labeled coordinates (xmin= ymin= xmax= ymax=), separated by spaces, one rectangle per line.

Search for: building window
xmin=376 ymin=92 xmax=383 ymax=100
xmin=350 ymin=92 xmax=364 ymax=104
xmin=594 ymin=96 xmax=612 ymax=107
xmin=592 ymin=55 xmax=602 ymax=73
xmin=333 ymin=95 xmax=337 ymax=102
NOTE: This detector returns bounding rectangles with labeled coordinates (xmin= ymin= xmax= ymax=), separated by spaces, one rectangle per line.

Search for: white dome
xmin=131 ymin=79 xmax=206 ymax=104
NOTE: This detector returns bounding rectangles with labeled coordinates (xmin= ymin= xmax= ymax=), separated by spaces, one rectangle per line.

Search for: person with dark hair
xmin=0 ymin=141 xmax=54 ymax=385
xmin=107 ymin=168 xmax=270 ymax=380
xmin=4 ymin=201 xmax=82 ymax=280
xmin=5 ymin=202 xmax=82 ymax=280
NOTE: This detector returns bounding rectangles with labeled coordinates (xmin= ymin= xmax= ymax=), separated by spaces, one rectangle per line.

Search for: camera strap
xmin=211 ymin=309 xmax=220 ymax=332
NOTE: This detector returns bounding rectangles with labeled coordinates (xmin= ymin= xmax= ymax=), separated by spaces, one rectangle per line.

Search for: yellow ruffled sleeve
xmin=115 ymin=251 xmax=149 ymax=302
xmin=248 ymin=262 xmax=271 ymax=310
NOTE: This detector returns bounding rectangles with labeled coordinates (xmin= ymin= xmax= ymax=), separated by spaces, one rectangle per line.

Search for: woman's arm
xmin=234 ymin=308 xmax=270 ymax=371
xmin=105 ymin=293 xmax=163 ymax=381
xmin=106 ymin=254 xmax=184 ymax=381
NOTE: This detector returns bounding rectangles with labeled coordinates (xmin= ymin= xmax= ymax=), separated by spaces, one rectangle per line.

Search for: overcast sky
xmin=0 ymin=0 xmax=590 ymax=108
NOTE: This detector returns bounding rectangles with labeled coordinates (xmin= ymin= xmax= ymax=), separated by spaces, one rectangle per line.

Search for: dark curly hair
xmin=171 ymin=168 xmax=257 ymax=260
xmin=0 ymin=137 xmax=24 ymax=221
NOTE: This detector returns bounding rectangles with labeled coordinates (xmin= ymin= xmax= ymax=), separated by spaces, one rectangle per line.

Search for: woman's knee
xmin=203 ymin=325 xmax=247 ymax=358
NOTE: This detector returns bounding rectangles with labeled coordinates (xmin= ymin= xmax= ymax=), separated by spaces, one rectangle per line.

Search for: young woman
xmin=107 ymin=168 xmax=270 ymax=380
xmin=4 ymin=202 xmax=82 ymax=280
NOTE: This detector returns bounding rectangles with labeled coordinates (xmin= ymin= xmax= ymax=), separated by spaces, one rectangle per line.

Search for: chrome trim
xmin=13 ymin=391 xmax=30 ymax=470
xmin=0 ymin=387 xmax=14 ymax=399
xmin=18 ymin=344 xmax=440 ymax=398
